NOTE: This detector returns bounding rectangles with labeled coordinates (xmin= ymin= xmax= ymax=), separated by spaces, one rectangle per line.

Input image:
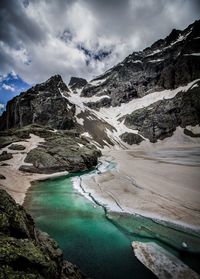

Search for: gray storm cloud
xmin=0 ymin=0 xmax=199 ymax=84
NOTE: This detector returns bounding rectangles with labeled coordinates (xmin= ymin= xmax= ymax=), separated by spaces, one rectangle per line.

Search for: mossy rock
xmin=0 ymin=189 xmax=88 ymax=279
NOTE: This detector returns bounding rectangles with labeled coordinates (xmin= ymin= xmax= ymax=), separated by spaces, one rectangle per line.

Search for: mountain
xmin=0 ymin=20 xmax=200 ymax=147
xmin=81 ymin=20 xmax=200 ymax=107
xmin=68 ymin=20 xmax=200 ymax=144
xmin=0 ymin=19 xmax=200 ymax=279
xmin=0 ymin=75 xmax=74 ymax=131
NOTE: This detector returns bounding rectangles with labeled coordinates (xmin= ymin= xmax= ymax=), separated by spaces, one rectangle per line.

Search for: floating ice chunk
xmin=132 ymin=241 xmax=199 ymax=279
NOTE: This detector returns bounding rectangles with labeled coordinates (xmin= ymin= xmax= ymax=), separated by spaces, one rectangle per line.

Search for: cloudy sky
xmin=0 ymin=0 xmax=200 ymax=108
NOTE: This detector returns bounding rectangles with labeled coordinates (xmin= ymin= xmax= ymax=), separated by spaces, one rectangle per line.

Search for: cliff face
xmin=81 ymin=20 xmax=200 ymax=107
xmin=0 ymin=189 xmax=89 ymax=279
xmin=69 ymin=77 xmax=88 ymax=92
xmin=0 ymin=75 xmax=76 ymax=131
xmin=123 ymin=81 xmax=200 ymax=142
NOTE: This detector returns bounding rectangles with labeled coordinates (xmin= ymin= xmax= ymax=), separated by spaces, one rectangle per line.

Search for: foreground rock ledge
xmin=132 ymin=241 xmax=199 ymax=279
xmin=0 ymin=189 xmax=89 ymax=279
xmin=0 ymin=125 xmax=101 ymax=174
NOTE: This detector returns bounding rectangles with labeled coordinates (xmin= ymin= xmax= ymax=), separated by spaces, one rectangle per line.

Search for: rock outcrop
xmin=0 ymin=125 xmax=101 ymax=174
xmin=120 ymin=132 xmax=144 ymax=145
xmin=0 ymin=150 xmax=13 ymax=161
xmin=8 ymin=144 xmax=26 ymax=150
xmin=123 ymin=81 xmax=200 ymax=142
xmin=0 ymin=188 xmax=88 ymax=279
xmin=85 ymin=97 xmax=111 ymax=109
xmin=69 ymin=77 xmax=88 ymax=92
xmin=81 ymin=20 xmax=200 ymax=107
xmin=20 ymin=133 xmax=100 ymax=174
xmin=0 ymin=75 xmax=75 ymax=131
xmin=0 ymin=174 xmax=6 ymax=179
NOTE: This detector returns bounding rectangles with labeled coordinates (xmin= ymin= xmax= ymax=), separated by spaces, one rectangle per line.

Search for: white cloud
xmin=2 ymin=83 xmax=15 ymax=92
xmin=0 ymin=0 xmax=199 ymax=84
xmin=0 ymin=74 xmax=7 ymax=83
xmin=0 ymin=103 xmax=5 ymax=115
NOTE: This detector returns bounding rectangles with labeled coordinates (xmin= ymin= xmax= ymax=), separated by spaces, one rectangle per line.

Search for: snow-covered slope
xmin=64 ymin=78 xmax=200 ymax=148
xmin=63 ymin=20 xmax=200 ymax=148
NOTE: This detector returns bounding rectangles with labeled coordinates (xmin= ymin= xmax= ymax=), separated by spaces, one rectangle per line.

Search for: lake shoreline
xmin=24 ymin=163 xmax=200 ymax=278
xmin=78 ymin=142 xmax=200 ymax=235
xmin=1 ymin=132 xmax=200 ymax=237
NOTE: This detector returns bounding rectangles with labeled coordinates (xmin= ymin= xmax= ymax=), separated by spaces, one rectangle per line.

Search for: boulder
xmin=0 ymin=150 xmax=13 ymax=161
xmin=120 ymin=132 xmax=144 ymax=145
xmin=8 ymin=144 xmax=26 ymax=150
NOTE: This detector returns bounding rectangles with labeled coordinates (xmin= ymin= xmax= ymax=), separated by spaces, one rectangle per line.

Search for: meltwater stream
xmin=24 ymin=161 xmax=200 ymax=279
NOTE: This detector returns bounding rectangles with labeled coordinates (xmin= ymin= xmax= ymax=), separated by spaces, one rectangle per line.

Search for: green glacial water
xmin=24 ymin=162 xmax=200 ymax=279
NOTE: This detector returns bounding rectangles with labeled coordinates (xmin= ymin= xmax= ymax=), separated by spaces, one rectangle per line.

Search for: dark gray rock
xmin=0 ymin=150 xmax=13 ymax=161
xmin=0 ymin=125 xmax=101 ymax=174
xmin=6 ymin=125 xmax=101 ymax=174
xmin=69 ymin=77 xmax=88 ymax=92
xmin=0 ymin=174 xmax=6 ymax=179
xmin=0 ymin=189 xmax=89 ymax=279
xmin=0 ymin=126 xmax=36 ymax=149
xmin=120 ymin=132 xmax=144 ymax=145
xmin=81 ymin=20 xmax=200 ymax=108
xmin=123 ymin=82 xmax=200 ymax=142
xmin=184 ymin=128 xmax=200 ymax=138
xmin=8 ymin=144 xmax=26 ymax=150
xmin=85 ymin=97 xmax=111 ymax=109
xmin=0 ymin=75 xmax=76 ymax=131
xmin=0 ymin=163 xmax=10 ymax=166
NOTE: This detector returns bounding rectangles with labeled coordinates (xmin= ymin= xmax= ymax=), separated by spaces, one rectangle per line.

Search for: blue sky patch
xmin=0 ymin=72 xmax=31 ymax=113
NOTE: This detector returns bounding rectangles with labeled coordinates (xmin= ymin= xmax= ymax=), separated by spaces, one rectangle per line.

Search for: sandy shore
xmin=0 ymin=134 xmax=68 ymax=205
xmin=81 ymin=130 xmax=200 ymax=231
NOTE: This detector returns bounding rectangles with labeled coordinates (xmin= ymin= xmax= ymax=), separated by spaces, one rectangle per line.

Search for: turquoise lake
xmin=24 ymin=165 xmax=200 ymax=279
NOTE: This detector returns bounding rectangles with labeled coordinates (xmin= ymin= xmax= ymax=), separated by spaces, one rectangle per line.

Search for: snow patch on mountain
xmin=59 ymin=79 xmax=200 ymax=149
xmin=81 ymin=132 xmax=93 ymax=138
xmin=184 ymin=53 xmax=200 ymax=56
xmin=97 ymin=79 xmax=199 ymax=121
xmin=148 ymin=58 xmax=164 ymax=63
xmin=186 ymin=125 xmax=200 ymax=135
xmin=89 ymin=77 xmax=107 ymax=86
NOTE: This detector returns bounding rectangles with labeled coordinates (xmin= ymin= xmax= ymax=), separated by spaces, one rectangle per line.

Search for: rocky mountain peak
xmin=0 ymin=76 xmax=75 ymax=131
xmin=165 ymin=28 xmax=181 ymax=43
xmin=47 ymin=74 xmax=63 ymax=83
xmin=68 ymin=77 xmax=88 ymax=92
xmin=81 ymin=20 xmax=200 ymax=108
xmin=33 ymin=74 xmax=69 ymax=94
